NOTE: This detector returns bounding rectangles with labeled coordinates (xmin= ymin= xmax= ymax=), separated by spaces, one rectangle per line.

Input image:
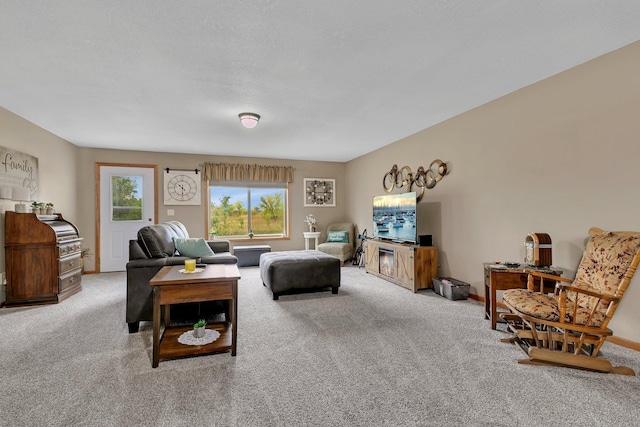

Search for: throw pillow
xmin=138 ymin=226 xmax=170 ymax=258
xmin=173 ymin=237 xmax=215 ymax=257
xmin=327 ymin=231 xmax=349 ymax=243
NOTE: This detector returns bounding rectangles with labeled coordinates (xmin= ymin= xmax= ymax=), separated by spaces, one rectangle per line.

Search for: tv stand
xmin=364 ymin=239 xmax=438 ymax=293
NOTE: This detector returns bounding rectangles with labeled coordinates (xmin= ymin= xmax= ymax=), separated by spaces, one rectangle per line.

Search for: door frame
xmin=95 ymin=162 xmax=159 ymax=273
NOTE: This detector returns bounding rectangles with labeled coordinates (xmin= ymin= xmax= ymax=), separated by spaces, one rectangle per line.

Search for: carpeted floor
xmin=1 ymin=265 xmax=640 ymax=426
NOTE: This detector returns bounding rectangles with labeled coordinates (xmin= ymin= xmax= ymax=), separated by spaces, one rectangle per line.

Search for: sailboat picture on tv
xmin=372 ymin=191 xmax=417 ymax=244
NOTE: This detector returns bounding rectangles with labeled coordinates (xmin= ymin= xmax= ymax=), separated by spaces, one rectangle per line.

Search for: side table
xmin=483 ymin=263 xmax=563 ymax=330
xmin=303 ymin=231 xmax=321 ymax=250
xmin=149 ymin=264 xmax=241 ymax=368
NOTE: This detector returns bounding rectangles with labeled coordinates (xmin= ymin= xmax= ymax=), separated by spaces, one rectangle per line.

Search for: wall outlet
xmin=167 ymin=209 xmax=175 ymax=216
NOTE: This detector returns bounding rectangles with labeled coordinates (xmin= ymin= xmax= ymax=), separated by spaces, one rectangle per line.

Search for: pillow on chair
xmin=327 ymin=231 xmax=349 ymax=243
xmin=317 ymin=222 xmax=354 ymax=263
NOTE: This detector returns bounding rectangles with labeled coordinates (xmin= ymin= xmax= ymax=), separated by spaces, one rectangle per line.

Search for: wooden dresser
xmin=4 ymin=211 xmax=83 ymax=306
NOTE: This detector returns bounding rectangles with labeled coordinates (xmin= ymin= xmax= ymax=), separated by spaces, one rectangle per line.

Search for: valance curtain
xmin=202 ymin=162 xmax=293 ymax=183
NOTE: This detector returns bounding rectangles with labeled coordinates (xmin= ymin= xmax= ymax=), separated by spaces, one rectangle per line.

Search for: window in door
xmin=111 ymin=175 xmax=143 ymax=222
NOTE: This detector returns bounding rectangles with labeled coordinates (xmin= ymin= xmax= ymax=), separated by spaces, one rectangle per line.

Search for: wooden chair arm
xmin=555 ymin=283 xmax=620 ymax=328
xmin=524 ymin=270 xmax=570 ymax=293
xmin=524 ymin=270 xmax=572 ymax=283
xmin=556 ymin=283 xmax=620 ymax=303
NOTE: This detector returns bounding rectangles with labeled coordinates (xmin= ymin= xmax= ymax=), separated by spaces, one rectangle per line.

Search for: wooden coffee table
xmin=149 ymin=264 xmax=241 ymax=368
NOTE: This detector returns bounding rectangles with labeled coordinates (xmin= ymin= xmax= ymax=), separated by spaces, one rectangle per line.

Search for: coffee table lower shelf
xmin=158 ymin=322 xmax=233 ymax=363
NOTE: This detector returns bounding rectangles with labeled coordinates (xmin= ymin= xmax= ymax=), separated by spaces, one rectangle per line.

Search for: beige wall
xmin=2 ymin=41 xmax=640 ymax=342
xmin=76 ymin=148 xmax=346 ymax=272
xmin=345 ymin=41 xmax=640 ymax=342
xmin=0 ymin=108 xmax=347 ymax=276
xmin=0 ymin=107 xmax=79 ymax=273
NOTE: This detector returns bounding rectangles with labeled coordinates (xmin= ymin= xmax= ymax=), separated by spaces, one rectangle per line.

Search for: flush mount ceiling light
xmin=238 ymin=112 xmax=260 ymax=129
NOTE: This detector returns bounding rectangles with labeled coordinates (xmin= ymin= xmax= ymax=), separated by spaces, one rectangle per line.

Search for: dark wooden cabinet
xmin=4 ymin=212 xmax=82 ymax=306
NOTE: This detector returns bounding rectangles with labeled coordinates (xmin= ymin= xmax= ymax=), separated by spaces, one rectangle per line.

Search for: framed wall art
xmin=304 ymin=178 xmax=335 ymax=207
xmin=0 ymin=146 xmax=39 ymax=201
xmin=163 ymin=169 xmax=201 ymax=205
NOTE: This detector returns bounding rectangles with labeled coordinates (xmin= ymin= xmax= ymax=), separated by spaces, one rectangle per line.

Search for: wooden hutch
xmin=4 ymin=211 xmax=83 ymax=306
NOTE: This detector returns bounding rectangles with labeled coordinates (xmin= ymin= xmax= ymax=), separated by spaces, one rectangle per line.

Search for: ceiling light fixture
xmin=238 ymin=112 xmax=260 ymax=129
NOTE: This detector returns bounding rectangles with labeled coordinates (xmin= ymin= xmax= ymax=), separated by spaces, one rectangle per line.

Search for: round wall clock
xmin=164 ymin=171 xmax=201 ymax=205
xmin=168 ymin=174 xmax=197 ymax=201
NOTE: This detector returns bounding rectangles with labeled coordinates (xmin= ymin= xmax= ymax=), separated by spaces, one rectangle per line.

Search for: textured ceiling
xmin=2 ymin=1 xmax=640 ymax=162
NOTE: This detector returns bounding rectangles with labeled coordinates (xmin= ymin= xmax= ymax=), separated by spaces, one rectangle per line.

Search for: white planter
xmin=193 ymin=326 xmax=206 ymax=338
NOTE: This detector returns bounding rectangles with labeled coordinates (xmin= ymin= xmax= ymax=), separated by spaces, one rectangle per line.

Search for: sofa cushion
xmin=138 ymin=223 xmax=182 ymax=258
xmin=173 ymin=237 xmax=215 ymax=257
xmin=327 ymin=231 xmax=349 ymax=243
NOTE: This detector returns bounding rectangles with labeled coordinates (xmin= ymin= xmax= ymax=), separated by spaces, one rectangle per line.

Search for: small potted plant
xmin=81 ymin=248 xmax=93 ymax=274
xmin=193 ymin=319 xmax=207 ymax=338
xmin=45 ymin=202 xmax=54 ymax=215
xmin=31 ymin=201 xmax=39 ymax=214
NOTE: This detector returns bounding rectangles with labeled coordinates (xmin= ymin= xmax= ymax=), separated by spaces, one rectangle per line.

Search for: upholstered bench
xmin=259 ymin=250 xmax=341 ymax=300
xmin=233 ymin=244 xmax=271 ymax=267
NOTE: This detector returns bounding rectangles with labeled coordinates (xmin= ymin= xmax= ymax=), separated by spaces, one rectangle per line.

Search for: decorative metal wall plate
xmin=304 ymin=178 xmax=335 ymax=207
xmin=382 ymin=159 xmax=448 ymax=201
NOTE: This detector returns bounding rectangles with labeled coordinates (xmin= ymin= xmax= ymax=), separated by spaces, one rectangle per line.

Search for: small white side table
xmin=303 ymin=231 xmax=321 ymax=250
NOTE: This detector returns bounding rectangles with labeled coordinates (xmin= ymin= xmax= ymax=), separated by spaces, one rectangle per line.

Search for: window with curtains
xmin=208 ymin=181 xmax=288 ymax=239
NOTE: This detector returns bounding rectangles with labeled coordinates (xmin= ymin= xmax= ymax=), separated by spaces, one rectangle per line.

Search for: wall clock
xmin=164 ymin=170 xmax=201 ymax=205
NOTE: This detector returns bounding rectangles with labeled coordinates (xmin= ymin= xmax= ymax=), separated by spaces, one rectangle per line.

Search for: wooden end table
xmin=149 ymin=264 xmax=241 ymax=368
xmin=483 ymin=263 xmax=563 ymax=330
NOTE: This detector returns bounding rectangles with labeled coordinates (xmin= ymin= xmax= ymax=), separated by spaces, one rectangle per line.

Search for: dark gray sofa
xmin=126 ymin=221 xmax=237 ymax=333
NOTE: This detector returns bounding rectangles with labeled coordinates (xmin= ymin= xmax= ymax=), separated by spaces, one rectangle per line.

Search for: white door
xmin=99 ymin=165 xmax=156 ymax=272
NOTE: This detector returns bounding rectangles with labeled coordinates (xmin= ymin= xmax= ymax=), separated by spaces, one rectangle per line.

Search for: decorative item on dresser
xmin=4 ymin=211 xmax=83 ymax=306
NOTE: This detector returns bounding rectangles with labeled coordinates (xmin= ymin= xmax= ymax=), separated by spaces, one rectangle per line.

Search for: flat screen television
xmin=372 ymin=192 xmax=417 ymax=244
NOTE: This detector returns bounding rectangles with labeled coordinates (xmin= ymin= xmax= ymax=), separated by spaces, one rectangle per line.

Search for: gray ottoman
xmin=234 ymin=245 xmax=271 ymax=267
xmin=259 ymin=250 xmax=341 ymax=300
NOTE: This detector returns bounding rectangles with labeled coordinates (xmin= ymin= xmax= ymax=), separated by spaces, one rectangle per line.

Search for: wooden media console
xmin=364 ymin=239 xmax=438 ymax=293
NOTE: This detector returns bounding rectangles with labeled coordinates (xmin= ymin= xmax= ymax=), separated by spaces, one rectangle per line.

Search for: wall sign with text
xmin=0 ymin=146 xmax=39 ymax=201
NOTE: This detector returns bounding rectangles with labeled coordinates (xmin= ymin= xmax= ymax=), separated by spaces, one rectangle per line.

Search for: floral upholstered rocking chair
xmin=500 ymin=227 xmax=640 ymax=375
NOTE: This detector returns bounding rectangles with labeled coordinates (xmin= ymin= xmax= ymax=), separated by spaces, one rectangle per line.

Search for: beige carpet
xmin=1 ymin=266 xmax=640 ymax=426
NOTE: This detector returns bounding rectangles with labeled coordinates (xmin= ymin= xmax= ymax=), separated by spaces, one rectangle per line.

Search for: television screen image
xmin=372 ymin=192 xmax=417 ymax=244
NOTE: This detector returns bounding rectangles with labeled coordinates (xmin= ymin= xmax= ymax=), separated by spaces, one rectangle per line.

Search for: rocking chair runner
xmin=500 ymin=227 xmax=640 ymax=375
